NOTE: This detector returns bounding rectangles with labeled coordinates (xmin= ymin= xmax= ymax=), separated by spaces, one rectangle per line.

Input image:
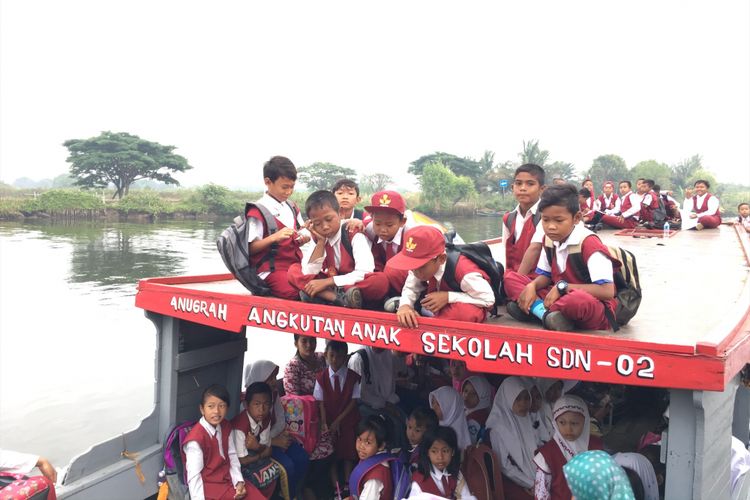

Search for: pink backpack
xmin=280 ymin=394 xmax=319 ymax=454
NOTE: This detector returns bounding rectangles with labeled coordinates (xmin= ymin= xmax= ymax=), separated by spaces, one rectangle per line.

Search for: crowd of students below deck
xmin=168 ymin=336 xmax=750 ymax=500
xmin=243 ymin=156 xmax=748 ymax=337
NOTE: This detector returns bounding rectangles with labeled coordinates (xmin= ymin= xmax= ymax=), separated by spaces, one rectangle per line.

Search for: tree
xmin=360 ymin=173 xmax=393 ymax=193
xmin=64 ymin=131 xmax=192 ymax=199
xmin=297 ymin=162 xmax=357 ymax=191
xmin=630 ymin=160 xmax=672 ymax=189
xmin=409 ymin=152 xmax=486 ymax=181
xmin=419 ymin=162 xmax=477 ymax=212
xmin=519 ymin=139 xmax=549 ymax=167
xmin=670 ymin=155 xmax=702 ymax=192
xmin=585 ymin=155 xmax=628 ymax=189
xmin=52 ymin=173 xmax=76 ymax=188
xmin=545 ymin=161 xmax=577 ymax=183
xmin=686 ymin=169 xmax=720 ymax=195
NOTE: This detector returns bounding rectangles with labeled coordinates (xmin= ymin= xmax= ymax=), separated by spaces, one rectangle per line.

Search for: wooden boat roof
xmin=135 ymin=225 xmax=750 ymax=391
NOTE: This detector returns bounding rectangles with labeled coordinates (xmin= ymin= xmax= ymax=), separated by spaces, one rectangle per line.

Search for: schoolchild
xmin=681 ymin=186 xmax=694 ymax=212
xmin=533 ymin=395 xmax=604 ymax=500
xmin=501 ymin=163 xmax=546 ymax=275
xmin=231 ymin=382 xmax=279 ymax=498
xmin=594 ymin=181 xmax=621 ymax=215
xmin=313 ymin=340 xmax=361 ymax=490
xmin=287 ymin=190 xmax=389 ymax=308
xmin=429 ymin=386 xmax=473 ymax=453
xmin=0 ymin=449 xmax=57 ymax=499
xmin=504 ymin=184 xmax=621 ymax=332
xmin=247 ymin=156 xmax=310 ymax=301
xmin=534 ymin=378 xmax=579 ymax=443
xmin=582 ymin=179 xmax=596 ymax=210
xmin=654 ymin=185 xmax=681 ymax=226
xmin=578 ymin=188 xmax=593 ymax=220
xmin=461 ymin=376 xmax=493 ymax=445
xmin=600 ymin=181 xmax=640 ymax=229
xmin=363 ymin=190 xmax=414 ymax=304
xmin=637 ymin=179 xmax=660 ymax=225
xmin=563 ymin=450 xmax=635 ymax=500
xmin=402 ymin=407 xmax=439 ymax=469
xmin=182 ymin=385 xmax=247 ymax=500
xmin=388 ymin=225 xmax=495 ymax=328
xmin=332 ymin=178 xmax=366 ymax=221
xmin=688 ymin=179 xmax=722 ymax=229
xmin=737 ymin=203 xmax=750 ymax=233
xmin=349 ymin=416 xmax=393 ymax=500
xmin=486 ymin=377 xmax=539 ymax=499
xmin=407 ymin=426 xmax=478 ymax=499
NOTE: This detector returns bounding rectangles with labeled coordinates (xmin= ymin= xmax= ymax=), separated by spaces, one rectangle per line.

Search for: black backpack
xmin=443 ymin=233 xmax=505 ymax=316
xmin=216 ymin=200 xmax=300 ymax=295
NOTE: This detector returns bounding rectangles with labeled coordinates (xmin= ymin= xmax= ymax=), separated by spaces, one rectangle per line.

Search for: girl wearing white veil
xmin=535 ymin=378 xmax=579 ymax=443
xmin=429 ymin=386 xmax=473 ymax=453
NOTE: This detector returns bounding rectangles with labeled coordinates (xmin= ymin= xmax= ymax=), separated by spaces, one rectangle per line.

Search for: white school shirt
xmin=399 ymin=261 xmax=496 ymax=309
xmin=246 ymin=193 xmax=311 ymax=279
xmin=620 ymin=192 xmax=642 ymax=219
xmin=231 ymin=412 xmax=272 ymax=459
xmin=501 ymin=201 xmax=545 ymax=244
xmin=682 ymin=197 xmax=693 ymax=212
xmin=408 ymin=468 xmax=477 ymax=499
xmin=348 ymin=348 xmax=399 ymax=408
xmin=741 ymin=215 xmax=750 ymax=231
xmin=301 ymin=227 xmax=374 ymax=287
xmin=692 ymin=193 xmax=720 ymax=216
xmin=359 ymin=457 xmax=389 ymax=500
xmin=535 ymin=224 xmax=613 ymax=284
xmin=0 ymin=449 xmax=39 ymax=475
xmin=313 ymin=365 xmax=362 ymax=400
xmin=594 ymin=195 xmax=621 ymax=215
xmin=183 ymin=417 xmax=243 ymax=500
xmin=365 ymin=209 xmax=417 ymax=243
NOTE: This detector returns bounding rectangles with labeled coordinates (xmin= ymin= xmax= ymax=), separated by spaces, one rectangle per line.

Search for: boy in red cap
xmin=386 ymin=226 xmax=495 ymax=327
xmin=287 ymin=190 xmax=390 ymax=308
xmin=364 ymin=190 xmax=415 ymax=308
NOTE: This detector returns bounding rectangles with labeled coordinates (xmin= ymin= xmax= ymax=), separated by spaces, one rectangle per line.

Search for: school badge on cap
xmin=386 ymin=226 xmax=445 ymax=270
xmin=364 ymin=190 xmax=406 ymax=216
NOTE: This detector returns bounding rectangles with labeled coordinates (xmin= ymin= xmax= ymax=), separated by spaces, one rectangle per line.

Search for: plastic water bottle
xmin=530 ymin=298 xmax=547 ymax=320
xmin=663 ymin=221 xmax=670 ymax=239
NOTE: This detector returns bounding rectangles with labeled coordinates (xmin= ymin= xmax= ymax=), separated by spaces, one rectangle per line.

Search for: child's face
xmin=428 ymin=438 xmax=454 ymax=472
xmin=325 ymin=347 xmax=347 ymax=372
xmin=200 ymin=394 xmax=228 ymax=427
xmin=578 ymin=195 xmax=587 ymax=206
xmin=406 ymin=416 xmax=427 ymax=446
xmin=334 ymin=186 xmax=360 ymax=211
xmin=430 ymin=396 xmax=443 ymax=420
xmin=583 ymin=181 xmax=594 ymax=192
xmin=555 ymin=410 xmax=585 ymax=442
xmin=541 ymin=205 xmax=581 ymax=243
xmin=412 ymin=253 xmax=446 ymax=281
xmin=356 ymin=430 xmax=383 ymax=460
xmin=265 ymin=176 xmax=295 ymax=202
xmin=545 ymin=381 xmax=563 ymax=403
xmin=512 ymin=172 xmax=542 ymax=207
xmin=619 ymin=182 xmax=631 ymax=196
xmin=511 ymin=390 xmax=531 ymax=417
xmin=530 ymin=385 xmax=542 ymax=413
xmin=308 ymin=204 xmax=342 ymax=239
xmin=636 ymin=179 xmax=644 ymax=191
xmin=740 ymin=205 xmax=750 ymax=218
xmin=603 ymin=184 xmax=613 ymax=196
xmin=295 ymin=336 xmax=317 ymax=359
xmin=372 ymin=211 xmax=405 ymax=243
xmin=449 ymin=360 xmax=467 ymax=379
xmin=462 ymin=381 xmax=479 ymax=410
xmin=247 ymin=392 xmax=271 ymax=422
xmin=693 ymin=182 xmax=708 ymax=196
xmin=637 ymin=183 xmax=650 ymax=195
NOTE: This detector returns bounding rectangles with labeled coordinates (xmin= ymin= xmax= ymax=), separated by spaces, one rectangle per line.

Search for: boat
xmin=54 ymin=224 xmax=750 ymax=499
xmin=476 ymin=209 xmax=504 ymax=217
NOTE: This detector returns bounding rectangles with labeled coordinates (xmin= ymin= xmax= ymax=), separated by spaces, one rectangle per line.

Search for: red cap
xmin=386 ymin=226 xmax=445 ymax=270
xmin=364 ymin=190 xmax=406 ymax=216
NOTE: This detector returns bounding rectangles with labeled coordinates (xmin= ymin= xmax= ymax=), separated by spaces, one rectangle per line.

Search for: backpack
xmin=279 ymin=394 xmax=320 ymax=454
xmin=461 ymin=444 xmax=505 ymax=500
xmin=349 ymin=453 xmax=412 ymax=500
xmin=504 ymin=209 xmax=541 ymax=239
xmin=543 ymin=236 xmax=642 ymax=331
xmin=443 ymin=235 xmax=505 ymax=316
xmin=216 ymin=201 xmax=300 ymax=295
xmin=652 ymin=195 xmax=667 ymax=227
xmin=162 ymin=421 xmax=195 ymax=500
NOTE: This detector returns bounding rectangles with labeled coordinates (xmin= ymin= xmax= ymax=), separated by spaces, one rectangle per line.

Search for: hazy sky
xmin=1 ymin=0 xmax=748 ymax=191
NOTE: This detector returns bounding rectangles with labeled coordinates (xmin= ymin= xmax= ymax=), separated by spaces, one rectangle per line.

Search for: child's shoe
xmin=543 ymin=311 xmax=574 ymax=331
xmin=299 ymin=291 xmax=326 ymax=304
xmin=335 ymin=287 xmax=363 ymax=309
xmin=695 ymin=222 xmax=704 ymax=230
xmin=506 ymin=301 xmax=534 ymax=322
xmin=384 ymin=296 xmax=400 ymax=313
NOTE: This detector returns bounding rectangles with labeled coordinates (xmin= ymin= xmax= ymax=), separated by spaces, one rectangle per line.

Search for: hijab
xmin=563 ymin=450 xmax=635 ymax=500
xmin=462 ymin=376 xmax=493 ymax=414
xmin=430 ymin=386 xmax=472 ymax=452
xmin=485 ymin=376 xmax=537 ymax=484
xmin=244 ymin=360 xmax=278 ymax=390
xmin=535 ymin=378 xmax=579 ymax=442
xmin=614 ymin=452 xmax=660 ymax=500
xmin=552 ymin=395 xmax=592 ymax=462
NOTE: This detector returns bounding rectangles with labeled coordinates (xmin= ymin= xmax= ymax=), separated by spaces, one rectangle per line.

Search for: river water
xmin=0 ymin=215 xmax=502 ymax=469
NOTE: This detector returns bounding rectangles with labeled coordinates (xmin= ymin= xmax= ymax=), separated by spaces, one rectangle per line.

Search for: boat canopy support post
xmin=666 ymin=375 xmax=739 ymax=500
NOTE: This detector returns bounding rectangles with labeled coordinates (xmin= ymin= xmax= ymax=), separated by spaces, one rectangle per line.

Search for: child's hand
xmin=397 ymin=304 xmax=420 ymax=328
xmin=330 ymin=420 xmax=341 ymax=435
xmin=420 ymin=291 xmax=449 ymax=314
xmin=690 ymin=213 xmax=697 ymax=219
xmin=245 ymin=433 xmax=260 ymax=451
xmin=272 ymin=431 xmax=293 ymax=450
xmin=274 ymin=227 xmax=296 ymax=242
xmin=305 ymin=220 xmax=326 ymax=242
xmin=234 ymin=481 xmax=246 ymax=499
xmin=320 ymin=421 xmax=329 ymax=433
xmin=544 ymin=286 xmax=561 ymax=309
xmin=304 ymin=279 xmax=330 ymax=297
xmin=347 ymin=219 xmax=364 ymax=234
xmin=517 ymin=283 xmax=538 ymax=313
xmin=296 ymin=233 xmax=311 ymax=245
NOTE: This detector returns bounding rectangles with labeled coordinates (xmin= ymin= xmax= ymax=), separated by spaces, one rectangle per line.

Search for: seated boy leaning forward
xmin=387 ymin=225 xmax=495 ymax=328
xmin=503 ymin=184 xmax=620 ymax=332
xmin=247 ymin=156 xmax=311 ymax=301
xmin=287 ymin=190 xmax=389 ymax=308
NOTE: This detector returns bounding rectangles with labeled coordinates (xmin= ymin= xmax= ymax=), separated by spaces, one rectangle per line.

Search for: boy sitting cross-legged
xmin=287 ymin=190 xmax=389 ymax=308
xmin=504 ymin=184 xmax=621 ymax=332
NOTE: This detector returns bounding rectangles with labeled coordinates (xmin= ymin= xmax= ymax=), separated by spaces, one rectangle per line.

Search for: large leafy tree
xmin=631 ymin=160 xmax=672 ymax=189
xmin=585 ymin=154 xmax=629 ymax=189
xmin=545 ymin=161 xmax=576 ymax=183
xmin=297 ymin=162 xmax=357 ymax=191
xmin=419 ymin=162 xmax=476 ymax=212
xmin=360 ymin=173 xmax=393 ymax=193
xmin=409 ymin=152 xmax=487 ymax=185
xmin=64 ymin=131 xmax=192 ymax=199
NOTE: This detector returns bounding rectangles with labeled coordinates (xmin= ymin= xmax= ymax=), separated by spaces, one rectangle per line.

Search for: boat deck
xmin=136 ymin=224 xmax=750 ymax=391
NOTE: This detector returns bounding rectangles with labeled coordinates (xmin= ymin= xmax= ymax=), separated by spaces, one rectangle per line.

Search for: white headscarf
xmin=430 ymin=386 xmax=472 ymax=452
xmin=535 ymin=378 xmax=579 ymax=442
xmin=485 ymin=376 xmax=537 ymax=485
xmin=551 ymin=395 xmax=591 ymax=462
xmin=731 ymin=437 xmax=750 ymax=496
xmin=614 ymin=452 xmax=660 ymax=500
xmin=244 ymin=359 xmax=278 ymax=389
xmin=462 ymin=376 xmax=493 ymax=413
